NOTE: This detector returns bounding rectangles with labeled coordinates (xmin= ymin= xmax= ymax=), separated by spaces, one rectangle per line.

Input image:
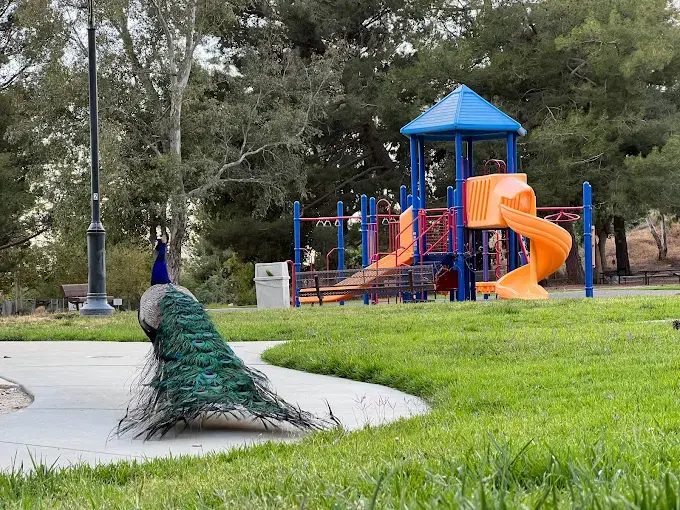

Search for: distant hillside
xmin=605 ymin=222 xmax=680 ymax=271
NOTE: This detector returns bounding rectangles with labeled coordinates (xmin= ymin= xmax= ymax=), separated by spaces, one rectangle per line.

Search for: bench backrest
xmin=61 ymin=284 xmax=88 ymax=299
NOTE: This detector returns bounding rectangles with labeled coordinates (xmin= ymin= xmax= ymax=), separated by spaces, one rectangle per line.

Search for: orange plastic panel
xmin=475 ymin=282 xmax=496 ymax=294
xmin=465 ymin=174 xmax=536 ymax=229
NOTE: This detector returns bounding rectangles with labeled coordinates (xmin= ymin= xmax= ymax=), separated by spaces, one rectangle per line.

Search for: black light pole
xmin=81 ymin=0 xmax=113 ymax=317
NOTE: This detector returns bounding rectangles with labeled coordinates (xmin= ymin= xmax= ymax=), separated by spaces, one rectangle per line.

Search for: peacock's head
xmin=154 ymin=234 xmax=168 ymax=251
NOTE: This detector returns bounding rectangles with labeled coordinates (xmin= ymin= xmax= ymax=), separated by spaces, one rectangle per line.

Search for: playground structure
xmin=293 ymin=85 xmax=594 ymax=306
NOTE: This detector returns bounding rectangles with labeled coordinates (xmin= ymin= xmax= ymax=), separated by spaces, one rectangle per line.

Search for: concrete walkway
xmin=0 ymin=341 xmax=427 ymax=472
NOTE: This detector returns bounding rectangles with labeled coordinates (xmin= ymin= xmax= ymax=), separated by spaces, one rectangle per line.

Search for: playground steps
xmin=424 ymin=219 xmax=449 ymax=252
xmin=476 ymin=282 xmax=496 ymax=294
xmin=296 ymin=266 xmax=436 ymax=302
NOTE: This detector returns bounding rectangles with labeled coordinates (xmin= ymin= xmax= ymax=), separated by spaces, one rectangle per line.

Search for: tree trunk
xmin=646 ymin=215 xmax=664 ymax=260
xmin=361 ymin=122 xmax=395 ymax=172
xmin=661 ymin=214 xmax=669 ymax=259
xmin=563 ymin=221 xmax=584 ymax=284
xmin=594 ymin=217 xmax=611 ymax=278
xmin=597 ymin=228 xmax=608 ymax=274
xmin=166 ymin=90 xmax=186 ymax=284
xmin=613 ymin=215 xmax=631 ymax=275
xmin=149 ymin=220 xmax=157 ymax=246
xmin=168 ymin=194 xmax=187 ymax=284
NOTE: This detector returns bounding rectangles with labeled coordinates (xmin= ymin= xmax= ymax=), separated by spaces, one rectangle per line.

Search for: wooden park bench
xmin=60 ymin=284 xmax=113 ymax=311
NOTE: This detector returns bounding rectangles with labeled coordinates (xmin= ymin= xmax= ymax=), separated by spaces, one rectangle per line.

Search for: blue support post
xmin=466 ymin=140 xmax=475 ymax=301
xmin=469 ymin=231 xmax=476 ymax=301
xmin=418 ymin=138 xmax=427 ymax=271
xmin=507 ymin=230 xmax=517 ymax=271
xmin=584 ymin=182 xmax=594 ymax=298
xmin=361 ymin=195 xmax=369 ymax=305
xmin=447 ymin=186 xmax=454 ymax=252
xmin=447 ymin=186 xmax=455 ymax=302
xmin=482 ymin=231 xmax=489 ymax=300
xmin=507 ymin=132 xmax=517 ymax=271
xmin=410 ymin=137 xmax=420 ymax=264
xmin=418 ymin=137 xmax=427 ymax=209
xmin=507 ymin=132 xmax=517 ymax=173
xmin=293 ymin=201 xmax=301 ymax=307
xmin=369 ymin=196 xmax=377 ymax=262
xmin=369 ymin=196 xmax=378 ymax=303
xmin=404 ymin=195 xmax=414 ymax=303
xmin=418 ymin=138 xmax=428 ymax=301
xmin=400 ymin=185 xmax=409 ymax=303
xmin=455 ymin=132 xmax=466 ymax=301
xmin=519 ymin=235 xmax=529 ymax=266
xmin=337 ymin=201 xmax=345 ymax=306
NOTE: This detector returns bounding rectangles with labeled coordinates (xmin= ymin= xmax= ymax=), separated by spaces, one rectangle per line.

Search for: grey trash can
xmin=254 ymin=262 xmax=291 ymax=310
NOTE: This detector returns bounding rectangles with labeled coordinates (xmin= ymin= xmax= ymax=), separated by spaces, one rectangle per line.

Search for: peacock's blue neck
xmin=151 ymin=243 xmax=171 ymax=285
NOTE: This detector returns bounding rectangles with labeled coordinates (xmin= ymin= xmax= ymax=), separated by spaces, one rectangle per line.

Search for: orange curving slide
xmin=495 ymin=205 xmax=572 ymax=299
xmin=467 ymin=174 xmax=572 ymax=300
xmin=298 ymin=207 xmax=415 ymax=304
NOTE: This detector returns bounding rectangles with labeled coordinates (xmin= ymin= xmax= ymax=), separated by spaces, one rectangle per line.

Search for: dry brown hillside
xmin=605 ymin=223 xmax=680 ymax=271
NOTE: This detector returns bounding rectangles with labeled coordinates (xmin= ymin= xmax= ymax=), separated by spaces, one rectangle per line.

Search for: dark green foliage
xmin=183 ymin=248 xmax=256 ymax=306
xmin=118 ymin=287 xmax=330 ymax=439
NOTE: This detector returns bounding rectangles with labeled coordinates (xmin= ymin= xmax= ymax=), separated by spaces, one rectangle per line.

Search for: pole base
xmin=80 ymin=295 xmax=114 ymax=317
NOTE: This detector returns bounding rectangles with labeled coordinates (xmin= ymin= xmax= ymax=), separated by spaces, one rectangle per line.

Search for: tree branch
xmin=186 ymin=62 xmax=332 ymax=199
xmin=0 ymin=62 xmax=30 ymax=91
xmin=0 ymin=227 xmax=49 ymax=251
xmin=186 ymin=140 xmax=296 ymax=198
xmin=304 ymin=165 xmax=389 ymax=210
xmin=62 ymin=7 xmax=87 ymax=56
xmin=0 ymin=0 xmax=12 ymax=20
xmin=178 ymin=0 xmax=199 ymax=89
xmin=150 ymin=0 xmax=177 ymax=77
xmin=112 ymin=9 xmax=159 ymax=104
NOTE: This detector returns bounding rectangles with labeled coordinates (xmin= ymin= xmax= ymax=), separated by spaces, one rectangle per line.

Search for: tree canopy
xmin=2 ymin=0 xmax=680 ymax=301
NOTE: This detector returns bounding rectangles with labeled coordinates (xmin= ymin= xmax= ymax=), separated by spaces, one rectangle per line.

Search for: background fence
xmin=0 ymin=299 xmax=136 ymax=316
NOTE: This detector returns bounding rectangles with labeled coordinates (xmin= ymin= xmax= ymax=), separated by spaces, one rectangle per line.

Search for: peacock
xmin=118 ymin=236 xmax=331 ymax=439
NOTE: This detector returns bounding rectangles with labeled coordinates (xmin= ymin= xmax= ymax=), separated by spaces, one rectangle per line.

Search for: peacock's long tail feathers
xmin=118 ymin=286 xmax=333 ymax=439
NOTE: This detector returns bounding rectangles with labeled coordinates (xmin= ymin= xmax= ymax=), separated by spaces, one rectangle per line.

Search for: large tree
xmin=379 ymin=0 xmax=680 ymax=278
xmin=17 ymin=0 xmax=339 ymax=281
xmin=0 ymin=0 xmax=61 ymax=294
xmin=0 ymin=0 xmax=62 ymax=247
xmin=0 ymin=0 xmax=61 ymax=90
xmin=200 ymin=0 xmax=451 ymax=265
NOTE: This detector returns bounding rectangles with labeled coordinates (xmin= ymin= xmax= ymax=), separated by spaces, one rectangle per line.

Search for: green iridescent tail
xmin=119 ymin=286 xmax=331 ymax=439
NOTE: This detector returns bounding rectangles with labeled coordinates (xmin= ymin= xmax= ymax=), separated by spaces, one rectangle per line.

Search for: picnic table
xmin=599 ymin=269 xmax=680 ymax=285
xmin=637 ymin=269 xmax=680 ymax=285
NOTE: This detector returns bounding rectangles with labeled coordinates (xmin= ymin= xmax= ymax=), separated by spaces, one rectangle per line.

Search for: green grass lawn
xmin=3 ymin=297 xmax=680 ymax=507
xmin=0 ymin=309 xmax=261 ymax=342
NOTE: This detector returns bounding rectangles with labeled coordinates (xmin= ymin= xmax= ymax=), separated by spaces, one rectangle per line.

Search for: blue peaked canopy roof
xmin=400 ymin=85 xmax=526 ymax=141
